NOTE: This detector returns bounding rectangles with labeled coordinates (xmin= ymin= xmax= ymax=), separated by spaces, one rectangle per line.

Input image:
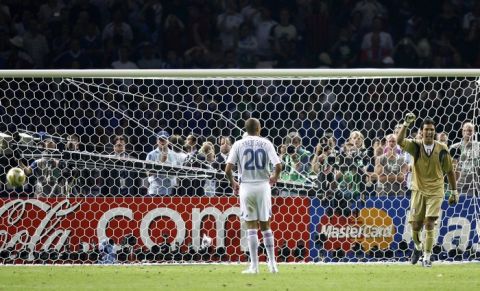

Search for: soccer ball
xmin=6 ymin=167 xmax=26 ymax=188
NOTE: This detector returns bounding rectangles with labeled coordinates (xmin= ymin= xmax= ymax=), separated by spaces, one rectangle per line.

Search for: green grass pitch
xmin=1 ymin=263 xmax=479 ymax=291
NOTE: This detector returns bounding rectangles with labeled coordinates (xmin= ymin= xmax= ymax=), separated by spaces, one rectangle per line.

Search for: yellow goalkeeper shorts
xmin=408 ymin=190 xmax=443 ymax=222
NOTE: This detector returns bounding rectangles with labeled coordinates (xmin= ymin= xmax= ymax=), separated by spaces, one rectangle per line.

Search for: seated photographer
xmin=344 ymin=131 xmax=369 ymax=162
xmin=311 ymin=142 xmax=337 ymax=193
xmin=369 ymin=137 xmax=384 ymax=167
xmin=371 ymin=134 xmax=408 ymax=196
xmin=363 ymin=137 xmax=384 ymax=194
xmin=335 ymin=142 xmax=366 ymax=201
xmin=280 ymin=131 xmax=311 ymax=183
xmin=20 ymin=139 xmax=74 ymax=197
xmin=64 ymin=134 xmax=82 ymax=196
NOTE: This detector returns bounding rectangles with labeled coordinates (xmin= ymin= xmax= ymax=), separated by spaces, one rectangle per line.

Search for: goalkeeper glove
xmin=403 ymin=113 xmax=416 ymax=127
xmin=448 ymin=189 xmax=459 ymax=206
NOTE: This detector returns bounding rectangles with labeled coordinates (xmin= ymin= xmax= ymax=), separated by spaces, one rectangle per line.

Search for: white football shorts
xmin=239 ymin=181 xmax=272 ymax=222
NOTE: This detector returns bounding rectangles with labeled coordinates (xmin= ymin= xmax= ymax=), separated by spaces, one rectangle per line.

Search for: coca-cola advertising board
xmin=0 ymin=197 xmax=310 ymax=261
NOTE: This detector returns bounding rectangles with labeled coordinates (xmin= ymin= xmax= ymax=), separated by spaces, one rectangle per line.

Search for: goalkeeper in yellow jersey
xmin=397 ymin=114 xmax=457 ymax=268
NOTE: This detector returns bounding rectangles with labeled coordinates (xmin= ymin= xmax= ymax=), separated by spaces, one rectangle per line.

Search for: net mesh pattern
xmin=0 ymin=75 xmax=478 ymax=264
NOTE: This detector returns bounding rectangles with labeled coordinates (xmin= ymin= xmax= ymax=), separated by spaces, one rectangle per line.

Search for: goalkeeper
xmin=397 ymin=114 xmax=457 ymax=268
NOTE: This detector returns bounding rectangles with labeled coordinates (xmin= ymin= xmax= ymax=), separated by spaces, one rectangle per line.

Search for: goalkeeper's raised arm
xmin=396 ymin=113 xmax=416 ymax=147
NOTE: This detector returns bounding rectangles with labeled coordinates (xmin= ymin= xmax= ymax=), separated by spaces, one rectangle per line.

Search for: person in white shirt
xmin=225 ymin=118 xmax=282 ymax=274
xmin=146 ymin=130 xmax=178 ymax=196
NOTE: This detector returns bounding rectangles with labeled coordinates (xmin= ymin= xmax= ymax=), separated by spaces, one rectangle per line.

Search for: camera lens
xmin=287 ymin=145 xmax=296 ymax=154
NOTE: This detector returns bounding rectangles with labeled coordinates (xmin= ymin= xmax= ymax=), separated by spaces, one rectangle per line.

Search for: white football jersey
xmin=226 ymin=136 xmax=281 ymax=183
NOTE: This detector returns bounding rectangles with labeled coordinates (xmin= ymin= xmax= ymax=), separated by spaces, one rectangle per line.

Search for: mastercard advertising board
xmin=310 ymin=195 xmax=480 ymax=261
xmin=309 ymin=196 xmax=411 ymax=257
xmin=314 ymin=204 xmax=396 ymax=252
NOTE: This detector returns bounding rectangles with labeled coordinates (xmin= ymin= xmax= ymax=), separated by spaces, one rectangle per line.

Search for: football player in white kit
xmin=225 ymin=118 xmax=282 ymax=274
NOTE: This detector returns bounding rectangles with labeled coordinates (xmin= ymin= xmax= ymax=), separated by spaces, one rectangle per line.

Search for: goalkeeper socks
xmin=262 ymin=229 xmax=276 ymax=266
xmin=247 ymin=229 xmax=259 ymax=270
xmin=412 ymin=230 xmax=422 ymax=250
xmin=424 ymin=229 xmax=435 ymax=255
xmin=424 ymin=252 xmax=432 ymax=262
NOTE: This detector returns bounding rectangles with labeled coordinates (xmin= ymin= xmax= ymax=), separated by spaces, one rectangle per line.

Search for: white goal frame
xmin=0 ymin=69 xmax=478 ymax=265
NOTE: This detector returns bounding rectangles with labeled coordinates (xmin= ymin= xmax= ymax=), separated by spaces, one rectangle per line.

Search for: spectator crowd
xmin=3 ymin=119 xmax=477 ymax=203
xmin=2 ymin=0 xmax=480 ymax=69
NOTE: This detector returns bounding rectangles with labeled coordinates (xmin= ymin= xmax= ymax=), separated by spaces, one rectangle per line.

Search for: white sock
xmin=247 ymin=229 xmax=258 ymax=269
xmin=262 ymin=229 xmax=276 ymax=266
xmin=424 ymin=252 xmax=431 ymax=261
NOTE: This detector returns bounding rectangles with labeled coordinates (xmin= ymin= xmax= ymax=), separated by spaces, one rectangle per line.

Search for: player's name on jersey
xmin=240 ymin=139 xmax=269 ymax=148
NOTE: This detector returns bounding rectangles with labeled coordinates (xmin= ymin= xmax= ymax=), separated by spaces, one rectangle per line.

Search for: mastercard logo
xmin=319 ymin=208 xmax=395 ymax=251
xmin=355 ymin=208 xmax=395 ymax=251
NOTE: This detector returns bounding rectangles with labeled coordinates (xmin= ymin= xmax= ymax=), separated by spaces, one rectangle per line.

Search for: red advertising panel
xmin=0 ymin=197 xmax=310 ymax=262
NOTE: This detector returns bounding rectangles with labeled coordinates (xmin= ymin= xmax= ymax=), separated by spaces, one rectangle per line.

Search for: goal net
xmin=0 ymin=69 xmax=478 ymax=264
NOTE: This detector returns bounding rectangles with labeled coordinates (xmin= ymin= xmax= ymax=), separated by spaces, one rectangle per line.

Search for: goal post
xmin=0 ymin=69 xmax=478 ymax=264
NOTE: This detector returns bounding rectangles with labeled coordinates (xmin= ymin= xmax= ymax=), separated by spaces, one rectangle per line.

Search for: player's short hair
xmin=421 ymin=118 xmax=436 ymax=129
xmin=245 ymin=118 xmax=261 ymax=135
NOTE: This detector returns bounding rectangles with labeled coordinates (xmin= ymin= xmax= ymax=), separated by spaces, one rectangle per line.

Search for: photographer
xmin=372 ymin=134 xmax=408 ymax=196
xmin=344 ymin=131 xmax=369 ymax=162
xmin=20 ymin=139 xmax=72 ymax=197
xmin=335 ymin=142 xmax=367 ymax=201
xmin=311 ymin=141 xmax=337 ymax=192
xmin=280 ymin=132 xmax=311 ymax=183
xmin=64 ymin=134 xmax=82 ymax=196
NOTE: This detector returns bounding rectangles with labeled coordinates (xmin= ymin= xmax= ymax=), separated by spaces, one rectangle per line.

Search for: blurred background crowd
xmin=2 ymin=0 xmax=480 ymax=69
